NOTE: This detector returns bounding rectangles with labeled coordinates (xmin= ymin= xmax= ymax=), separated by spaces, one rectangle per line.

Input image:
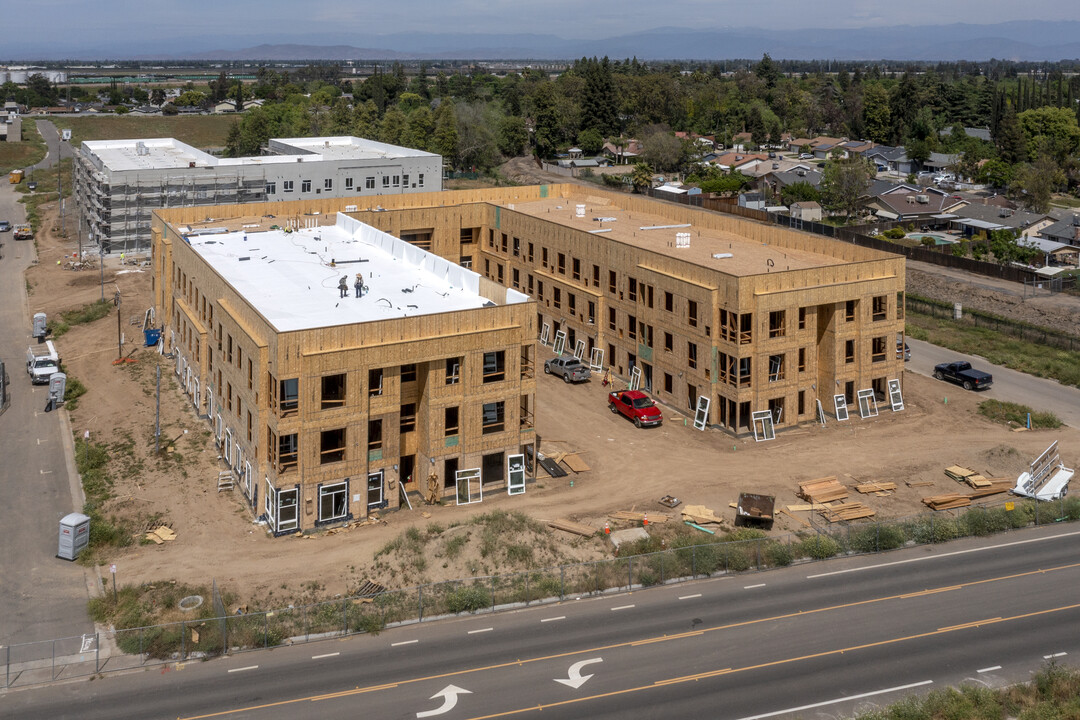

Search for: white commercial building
xmin=74 ymin=136 xmax=442 ymax=253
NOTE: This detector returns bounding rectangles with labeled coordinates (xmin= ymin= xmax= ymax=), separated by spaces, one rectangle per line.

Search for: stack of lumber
xmin=906 ymin=480 xmax=935 ymax=488
xmin=681 ymin=504 xmax=724 ymax=525
xmin=855 ymin=481 xmax=897 ymax=495
xmin=798 ymin=476 xmax=849 ymax=503
xmin=923 ymin=493 xmax=970 ymax=510
xmin=944 ymin=466 xmax=981 ymax=484
xmin=818 ymin=502 xmax=876 ymax=522
xmin=547 ymin=519 xmax=596 ymax=536
xmin=969 ymin=480 xmax=1014 ymax=499
xmin=610 ymin=510 xmax=670 ymax=524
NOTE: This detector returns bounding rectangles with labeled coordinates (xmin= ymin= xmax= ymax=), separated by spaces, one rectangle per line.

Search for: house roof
xmin=792 ymin=201 xmax=822 ymax=210
xmin=950 ymin=203 xmax=1047 ymax=230
xmin=1040 ymin=215 xmax=1080 ymax=242
xmin=925 ymin=152 xmax=961 ymax=167
xmin=708 ymin=152 xmax=768 ymax=168
xmin=866 ymin=145 xmax=909 ymax=163
xmin=937 ymin=127 xmax=992 ymax=142
xmin=871 ymin=186 xmax=957 ymax=216
xmin=1021 ymin=236 xmax=1073 ymax=254
xmin=771 ymin=169 xmax=823 ymax=189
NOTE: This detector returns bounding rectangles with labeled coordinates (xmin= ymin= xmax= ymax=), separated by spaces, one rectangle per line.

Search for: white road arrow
xmin=554 ymin=657 xmax=603 ymax=689
xmin=416 ymin=684 xmax=472 ymax=718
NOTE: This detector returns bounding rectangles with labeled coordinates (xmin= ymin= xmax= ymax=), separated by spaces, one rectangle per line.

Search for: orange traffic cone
xmin=643 ymin=513 xmax=649 ymax=527
xmin=604 ymin=522 xmax=610 ymax=535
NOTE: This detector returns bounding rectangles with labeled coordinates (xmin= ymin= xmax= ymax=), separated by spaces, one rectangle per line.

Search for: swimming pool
xmin=907 ymin=233 xmax=955 ymax=246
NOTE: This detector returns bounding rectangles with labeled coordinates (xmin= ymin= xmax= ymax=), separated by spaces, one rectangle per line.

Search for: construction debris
xmin=779 ymin=509 xmax=813 ymax=528
xmin=798 ymin=476 xmax=849 ymax=503
xmin=547 ymin=519 xmax=596 ymax=536
xmin=944 ymin=466 xmax=978 ymax=483
xmin=681 ymin=504 xmax=724 ymax=525
xmin=145 ymin=525 xmax=176 ymax=544
xmin=610 ymin=511 xmax=669 ymax=524
xmin=658 ymin=495 xmax=681 ymax=508
xmin=562 ymin=453 xmax=591 ymax=474
xmin=354 ymin=580 xmax=386 ymax=597
xmin=923 ymin=480 xmax=1014 ymax=510
xmin=906 ymin=480 xmax=936 ymax=488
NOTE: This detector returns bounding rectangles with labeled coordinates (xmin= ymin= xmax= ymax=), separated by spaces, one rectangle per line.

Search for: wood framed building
xmin=152 ymin=206 xmax=535 ymax=535
xmin=152 ymin=182 xmax=905 ymax=531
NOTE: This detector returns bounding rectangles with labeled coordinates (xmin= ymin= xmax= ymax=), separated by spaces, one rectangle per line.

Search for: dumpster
xmin=735 ymin=492 xmax=775 ymax=528
xmin=144 ymin=328 xmax=161 ymax=346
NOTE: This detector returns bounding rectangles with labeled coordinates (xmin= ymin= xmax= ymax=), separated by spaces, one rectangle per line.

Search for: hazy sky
xmin=4 ymin=0 xmax=1078 ymax=54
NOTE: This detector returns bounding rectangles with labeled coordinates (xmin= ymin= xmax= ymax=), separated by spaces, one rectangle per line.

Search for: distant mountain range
xmin=8 ymin=22 xmax=1080 ymax=62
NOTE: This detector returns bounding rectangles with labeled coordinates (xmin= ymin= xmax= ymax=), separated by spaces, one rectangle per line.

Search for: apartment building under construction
xmin=152 ymin=183 xmax=905 ymax=531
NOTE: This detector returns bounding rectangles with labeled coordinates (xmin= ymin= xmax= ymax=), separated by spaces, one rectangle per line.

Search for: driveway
xmin=0 ymin=177 xmax=95 ymax=656
xmin=906 ymin=337 xmax=1080 ymax=429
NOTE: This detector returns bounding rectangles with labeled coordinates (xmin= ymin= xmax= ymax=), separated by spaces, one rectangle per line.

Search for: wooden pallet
xmin=922 ymin=493 xmax=971 ymax=510
xmin=944 ymin=465 xmax=977 ymax=483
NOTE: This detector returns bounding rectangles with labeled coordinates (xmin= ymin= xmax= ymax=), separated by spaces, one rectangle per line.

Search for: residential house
xmin=864 ymin=186 xmax=963 ymax=222
xmin=1020 ymin=236 xmax=1080 ymax=268
xmin=707 ymin=152 xmax=770 ymax=173
xmin=738 ymin=192 xmax=767 ymax=210
xmin=1039 ymin=214 xmax=1080 ymax=248
xmin=922 ymin=152 xmax=962 ymax=174
xmin=865 ymin=146 xmax=916 ymax=176
xmin=949 ymin=204 xmax=1053 ymax=236
xmin=601 ymin=139 xmax=642 ymax=164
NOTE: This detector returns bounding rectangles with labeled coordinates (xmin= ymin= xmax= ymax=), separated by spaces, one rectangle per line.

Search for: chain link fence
xmin=5 ymin=495 xmax=1079 ymax=688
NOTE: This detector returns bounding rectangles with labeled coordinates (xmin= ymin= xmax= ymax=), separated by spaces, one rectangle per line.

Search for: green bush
xmin=884 ymin=227 xmax=907 ymax=239
xmin=445 ymin=585 xmax=490 ymax=613
xmin=764 ymin=542 xmax=794 ymax=567
xmin=800 ymin=535 xmax=841 ymax=560
xmin=979 ymin=400 xmax=1062 ymax=429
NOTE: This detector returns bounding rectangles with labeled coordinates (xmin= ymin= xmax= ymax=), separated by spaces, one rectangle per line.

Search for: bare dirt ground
xmin=27 ymin=197 xmax=1079 ymax=611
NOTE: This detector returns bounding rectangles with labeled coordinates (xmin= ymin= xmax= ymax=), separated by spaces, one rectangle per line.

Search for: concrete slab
xmin=609 ymin=527 xmax=649 ymax=550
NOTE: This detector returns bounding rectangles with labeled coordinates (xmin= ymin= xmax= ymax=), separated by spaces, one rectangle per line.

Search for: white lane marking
xmin=732 ymin=680 xmax=933 ymax=720
xmin=807 ymin=530 xmax=1080 ymax=578
xmin=312 ymin=652 xmax=340 ymax=659
xmin=467 ymin=627 xmax=493 ymax=635
xmin=610 ymin=604 xmax=635 ymax=611
xmin=541 ymin=616 xmax=566 ymax=623
xmin=391 ymin=639 xmax=419 ymax=647
xmin=1044 ymin=652 xmax=1067 ymax=659
xmin=977 ymin=665 xmax=1002 ymax=673
xmin=744 ymin=583 xmax=766 ymax=589
xmin=227 ymin=665 xmax=258 ymax=673
xmin=678 ymin=593 xmax=702 ymax=600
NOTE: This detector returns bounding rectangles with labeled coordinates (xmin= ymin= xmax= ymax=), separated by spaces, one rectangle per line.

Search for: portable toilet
xmin=58 ymin=513 xmax=91 ymax=560
xmin=33 ymin=312 xmax=47 ymax=340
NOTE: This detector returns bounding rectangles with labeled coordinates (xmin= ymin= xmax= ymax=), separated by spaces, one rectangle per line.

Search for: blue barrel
xmin=144 ymin=328 xmax=161 ymax=346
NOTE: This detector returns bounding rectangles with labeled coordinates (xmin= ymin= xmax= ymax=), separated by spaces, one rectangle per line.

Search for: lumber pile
xmin=798 ymin=476 xmax=849 ymax=503
xmin=610 ymin=511 xmax=670 ymax=524
xmin=969 ymin=480 xmax=1014 ymax=499
xmin=923 ymin=493 xmax=970 ymax=510
xmin=819 ymin=502 xmax=876 ymax=522
xmin=562 ymin=453 xmax=591 ymax=474
xmin=681 ymin=504 xmax=724 ymax=525
xmin=906 ymin=480 xmax=936 ymax=488
xmin=144 ymin=525 xmax=176 ymax=544
xmin=547 ymin=519 xmax=596 ymax=536
xmin=855 ymin=481 xmax=897 ymax=495
xmin=945 ymin=465 xmax=1007 ymax=489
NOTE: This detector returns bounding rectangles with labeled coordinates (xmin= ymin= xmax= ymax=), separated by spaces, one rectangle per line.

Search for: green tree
xmin=580 ymin=57 xmax=618 ymax=136
xmin=402 ymin=106 xmax=434 ymax=150
xmin=820 ymin=157 xmax=874 ymax=220
xmin=352 ymin=100 xmax=378 ymax=139
xmin=780 ymin=181 xmax=821 ymax=205
xmin=639 ymin=126 xmax=685 ymax=172
xmin=431 ymin=101 xmax=459 ymax=164
xmin=576 ymin=128 xmax=604 ymax=156
xmin=531 ymin=83 xmax=561 ymax=159
xmin=995 ymin=103 xmax=1027 ymax=164
xmin=497 ymin=116 xmax=528 ymax=157
xmin=630 ymin=162 xmax=654 ymax=192
xmin=1009 ymin=155 xmax=1065 ymax=213
xmin=754 ymin=53 xmax=780 ymax=90
xmin=453 ymin=102 xmax=500 ymax=171
xmin=1017 ymin=106 xmax=1080 ymax=164
xmin=977 ymin=159 xmax=1013 ymax=188
xmin=378 ymin=105 xmax=408 ymax=145
xmin=150 ymin=88 xmax=166 ymax=106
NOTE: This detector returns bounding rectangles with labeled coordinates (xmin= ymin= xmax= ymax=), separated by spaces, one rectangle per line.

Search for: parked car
xmin=0 ymin=220 xmax=10 ymax=232
xmin=897 ymin=341 xmax=911 ymax=361
xmin=933 ymin=361 xmax=992 ymax=390
xmin=544 ymin=356 xmax=591 ymax=383
xmin=799 ymin=153 xmax=813 ymax=159
xmin=608 ymin=389 xmax=663 ymax=428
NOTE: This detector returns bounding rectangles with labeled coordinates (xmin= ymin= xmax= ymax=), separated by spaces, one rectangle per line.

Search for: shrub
xmin=884 ymin=227 xmax=907 ymax=239
xmin=800 ymin=534 xmax=841 ymax=560
xmin=764 ymin=542 xmax=794 ymax=567
xmin=445 ymin=585 xmax=490 ymax=613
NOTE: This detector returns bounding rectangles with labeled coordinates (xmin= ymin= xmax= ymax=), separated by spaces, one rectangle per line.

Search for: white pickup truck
xmin=27 ymin=340 xmax=60 ymax=384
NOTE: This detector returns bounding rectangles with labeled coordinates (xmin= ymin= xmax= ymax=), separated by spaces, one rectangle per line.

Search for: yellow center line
xmin=177 ymin=561 xmax=1080 ymax=720
xmin=900 ymin=585 xmax=962 ymax=599
xmin=462 ymin=603 xmax=1080 ymax=720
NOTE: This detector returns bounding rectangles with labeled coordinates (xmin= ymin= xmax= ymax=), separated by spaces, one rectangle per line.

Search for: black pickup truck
xmin=933 ymin=360 xmax=993 ymax=391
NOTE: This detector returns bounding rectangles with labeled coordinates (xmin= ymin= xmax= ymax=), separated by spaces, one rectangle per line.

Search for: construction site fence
xmin=906 ymin=294 xmax=1080 ymax=352
xmin=5 ymin=494 xmax=1079 ymax=688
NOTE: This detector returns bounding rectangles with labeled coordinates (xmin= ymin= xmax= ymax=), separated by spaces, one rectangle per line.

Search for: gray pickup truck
xmin=933 ymin=360 xmax=992 ymax=391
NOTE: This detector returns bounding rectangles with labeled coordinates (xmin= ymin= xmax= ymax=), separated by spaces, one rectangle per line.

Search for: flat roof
xmin=180 ymin=213 xmax=525 ymax=333
xmin=83 ymin=136 xmax=438 ymax=173
xmin=506 ymin=197 xmax=841 ymax=276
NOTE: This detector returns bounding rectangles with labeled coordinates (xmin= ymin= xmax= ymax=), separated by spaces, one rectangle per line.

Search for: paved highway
xmin=6 ymin=525 xmax=1079 ymax=719
xmin=906 ymin=337 xmax=1080 ymax=428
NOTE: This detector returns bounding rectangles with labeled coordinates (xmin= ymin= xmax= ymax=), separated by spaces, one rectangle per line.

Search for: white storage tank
xmin=58 ymin=513 xmax=90 ymax=560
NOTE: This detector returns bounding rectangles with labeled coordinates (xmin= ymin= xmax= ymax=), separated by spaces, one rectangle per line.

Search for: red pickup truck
xmin=608 ymin=390 xmax=663 ymax=428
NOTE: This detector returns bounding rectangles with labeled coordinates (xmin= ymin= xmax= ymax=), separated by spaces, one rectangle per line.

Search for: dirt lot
xmin=26 ymin=199 xmax=1079 ymax=610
